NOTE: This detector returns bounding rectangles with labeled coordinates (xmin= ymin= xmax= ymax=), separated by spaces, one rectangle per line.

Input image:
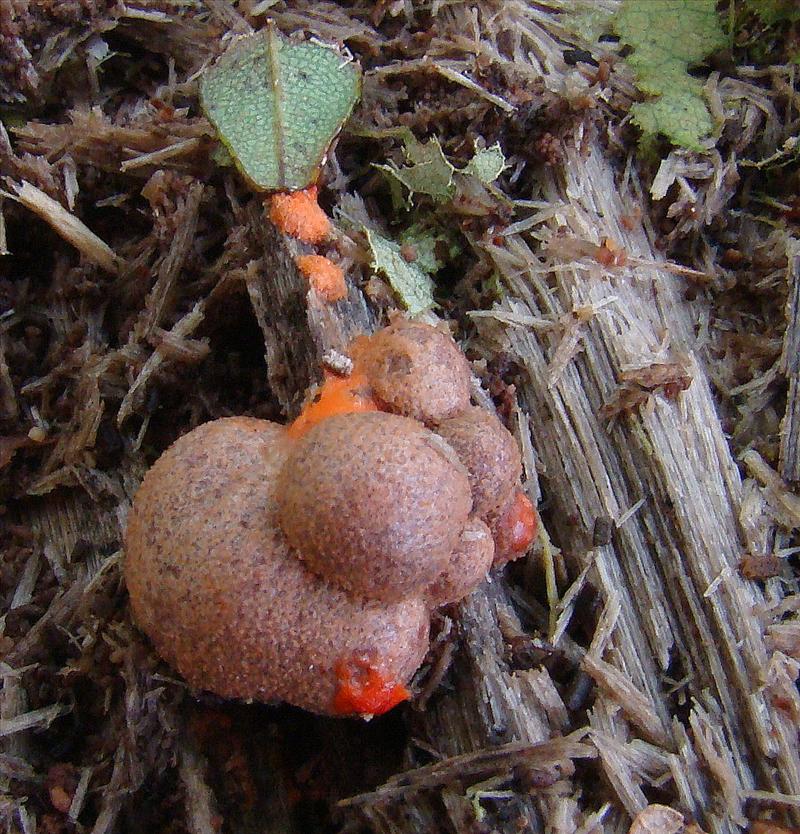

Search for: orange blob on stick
xmin=504 ymin=490 xmax=538 ymax=553
xmin=296 ymin=254 xmax=347 ymax=303
xmin=332 ymin=657 xmax=411 ymax=717
xmin=287 ymin=371 xmax=379 ymax=439
xmin=268 ymin=185 xmax=330 ymax=244
xmin=493 ymin=490 xmax=538 ymax=565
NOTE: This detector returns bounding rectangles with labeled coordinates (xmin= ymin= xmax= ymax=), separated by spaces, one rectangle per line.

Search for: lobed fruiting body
xmin=435 ymin=406 xmax=522 ymax=519
xmin=125 ymin=320 xmax=537 ymax=717
xmin=350 ymin=320 xmax=472 ymax=424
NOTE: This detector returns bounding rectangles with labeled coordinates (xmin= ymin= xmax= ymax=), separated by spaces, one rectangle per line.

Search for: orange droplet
xmin=494 ymin=490 xmax=538 ymax=565
xmin=268 ymin=185 xmax=331 ymax=244
xmin=287 ymin=371 xmax=379 ymax=439
xmin=332 ymin=657 xmax=410 ymax=717
xmin=296 ymin=254 xmax=347 ymax=303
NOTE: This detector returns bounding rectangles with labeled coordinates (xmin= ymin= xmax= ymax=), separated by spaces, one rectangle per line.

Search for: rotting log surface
xmin=2 ymin=1 xmax=798 ymax=833
xmin=780 ymin=241 xmax=800 ymax=482
xmin=472 ymin=134 xmax=800 ymax=832
xmin=340 ymin=134 xmax=800 ymax=833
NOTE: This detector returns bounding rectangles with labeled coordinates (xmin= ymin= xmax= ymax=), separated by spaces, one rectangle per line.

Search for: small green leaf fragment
xmin=745 ymin=0 xmax=800 ymax=25
xmin=200 ymin=27 xmax=361 ymax=191
xmin=630 ymin=82 xmax=714 ymax=153
xmin=375 ymin=136 xmax=455 ymax=202
xmin=376 ymin=134 xmax=505 ymax=202
xmin=462 ymin=143 xmax=507 ymax=183
xmin=365 ymin=228 xmax=436 ymax=316
xmin=375 ymin=161 xmax=454 ymax=202
xmin=383 ymin=169 xmax=411 ymax=213
xmin=614 ymin=0 xmax=725 ymax=151
xmin=559 ymin=1 xmax=615 ymax=43
xmin=398 ymin=222 xmax=461 ymax=276
xmin=617 ymin=1 xmax=724 ymax=72
xmin=484 ymin=271 xmax=503 ymax=302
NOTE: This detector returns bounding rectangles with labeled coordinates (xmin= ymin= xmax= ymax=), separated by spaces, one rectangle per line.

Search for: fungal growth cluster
xmin=124 ymin=320 xmax=537 ymax=718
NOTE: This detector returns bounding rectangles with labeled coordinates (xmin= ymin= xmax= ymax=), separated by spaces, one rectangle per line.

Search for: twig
xmin=338 ymin=735 xmax=595 ymax=808
xmin=5 ymin=181 xmax=122 ymax=274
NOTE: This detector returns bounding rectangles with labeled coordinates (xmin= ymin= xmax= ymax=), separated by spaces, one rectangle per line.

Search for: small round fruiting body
xmin=490 ymin=490 xmax=539 ymax=567
xmin=425 ymin=517 xmax=494 ymax=607
xmin=278 ymin=411 xmax=472 ymax=603
xmin=351 ymin=319 xmax=471 ymax=424
xmin=435 ymin=406 xmax=522 ymax=519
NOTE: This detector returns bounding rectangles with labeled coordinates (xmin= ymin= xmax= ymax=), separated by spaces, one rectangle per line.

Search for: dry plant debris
xmin=0 ymin=1 xmax=798 ymax=833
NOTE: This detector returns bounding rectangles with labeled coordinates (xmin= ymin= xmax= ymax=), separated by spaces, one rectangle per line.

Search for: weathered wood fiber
xmin=780 ymin=239 xmax=800 ymax=482
xmin=470 ymin=132 xmax=800 ymax=831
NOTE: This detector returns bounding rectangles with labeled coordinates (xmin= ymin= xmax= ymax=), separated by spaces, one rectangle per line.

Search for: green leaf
xmin=559 ymin=2 xmax=615 ymax=43
xmin=398 ymin=222 xmax=462 ymax=276
xmin=461 ymin=143 xmax=507 ymax=184
xmin=365 ymin=228 xmax=436 ymax=316
xmin=629 ymin=82 xmax=714 ymax=152
xmin=614 ymin=0 xmax=726 ymax=151
xmin=745 ymin=0 xmax=800 ymax=25
xmin=375 ymin=136 xmax=456 ymax=202
xmin=377 ymin=135 xmax=507 ymax=203
xmin=200 ymin=26 xmax=361 ymax=191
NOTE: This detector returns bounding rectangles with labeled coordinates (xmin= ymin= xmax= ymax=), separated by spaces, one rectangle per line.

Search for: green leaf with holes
xmin=462 ymin=143 xmax=508 ymax=183
xmin=200 ymin=26 xmax=361 ymax=191
xmin=614 ymin=0 xmax=725 ymax=152
xmin=365 ymin=228 xmax=436 ymax=316
xmin=376 ymin=135 xmax=508 ymax=203
xmin=375 ymin=136 xmax=456 ymax=202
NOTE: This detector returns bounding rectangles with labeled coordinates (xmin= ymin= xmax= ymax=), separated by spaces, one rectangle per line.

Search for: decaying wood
xmin=8 ymin=180 xmax=122 ymax=275
xmin=246 ymin=203 xmax=374 ymax=418
xmin=339 ymin=734 xmax=594 ymax=808
xmin=386 ymin=580 xmax=585 ymax=832
xmin=242 ymin=200 xmax=577 ymax=831
xmin=629 ymin=805 xmax=684 ymax=834
xmin=333 ymin=4 xmax=800 ymax=830
xmin=472 ymin=132 xmax=800 ymax=831
xmin=780 ymin=239 xmax=800 ymax=482
xmin=178 ymin=737 xmax=219 ymax=834
xmin=2 ymin=1 xmax=798 ymax=832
